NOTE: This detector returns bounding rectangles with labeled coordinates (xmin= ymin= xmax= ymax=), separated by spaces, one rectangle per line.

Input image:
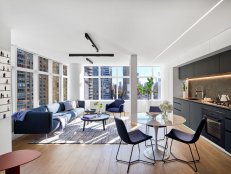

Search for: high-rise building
xmin=101 ymin=67 xmax=112 ymax=99
xmin=84 ymin=67 xmax=99 ymax=100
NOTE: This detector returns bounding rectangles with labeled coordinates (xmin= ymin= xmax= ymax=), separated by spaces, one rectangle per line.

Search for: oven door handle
xmin=207 ymin=118 xmax=222 ymax=125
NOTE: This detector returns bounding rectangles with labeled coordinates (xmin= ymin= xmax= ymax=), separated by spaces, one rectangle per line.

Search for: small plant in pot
xmin=182 ymin=82 xmax=187 ymax=98
xmin=94 ymin=101 xmax=103 ymax=114
xmin=159 ymin=100 xmax=173 ymax=120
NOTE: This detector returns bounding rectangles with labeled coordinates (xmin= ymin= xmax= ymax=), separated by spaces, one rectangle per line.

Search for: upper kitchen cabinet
xmin=194 ymin=55 xmax=220 ymax=77
xmin=179 ymin=64 xmax=194 ymax=79
xmin=220 ymin=50 xmax=231 ymax=74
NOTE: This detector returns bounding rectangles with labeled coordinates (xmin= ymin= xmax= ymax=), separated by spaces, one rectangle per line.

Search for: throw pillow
xmin=64 ymin=101 xmax=76 ymax=111
xmin=75 ymin=100 xmax=79 ymax=108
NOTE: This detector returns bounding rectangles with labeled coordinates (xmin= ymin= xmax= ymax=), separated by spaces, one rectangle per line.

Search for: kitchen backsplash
xmin=188 ymin=76 xmax=231 ymax=100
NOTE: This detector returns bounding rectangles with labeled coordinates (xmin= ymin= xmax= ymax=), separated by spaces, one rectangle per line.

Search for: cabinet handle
xmin=174 ymin=108 xmax=181 ymax=111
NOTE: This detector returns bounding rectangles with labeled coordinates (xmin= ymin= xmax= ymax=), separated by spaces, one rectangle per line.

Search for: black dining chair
xmin=162 ymin=118 xmax=206 ymax=172
xmin=145 ymin=106 xmax=167 ymax=146
xmin=114 ymin=116 xmax=155 ymax=173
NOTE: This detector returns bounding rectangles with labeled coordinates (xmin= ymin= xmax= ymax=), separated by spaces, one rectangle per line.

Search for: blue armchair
xmin=106 ymin=99 xmax=125 ymax=117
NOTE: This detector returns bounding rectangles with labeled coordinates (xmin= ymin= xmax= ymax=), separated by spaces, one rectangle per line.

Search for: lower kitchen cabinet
xmin=189 ymin=102 xmax=202 ymax=131
xmin=173 ymin=98 xmax=190 ymax=126
xmin=225 ymin=131 xmax=231 ymax=153
xmin=173 ymin=97 xmax=231 ymax=154
xmin=182 ymin=100 xmax=190 ymax=127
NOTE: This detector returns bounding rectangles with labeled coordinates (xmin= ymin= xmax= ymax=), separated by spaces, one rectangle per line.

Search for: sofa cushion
xmin=47 ymin=103 xmax=60 ymax=114
xmin=32 ymin=106 xmax=48 ymax=112
xmin=107 ymin=108 xmax=120 ymax=113
xmin=60 ymin=108 xmax=84 ymax=118
xmin=58 ymin=102 xmax=65 ymax=112
xmin=64 ymin=100 xmax=76 ymax=111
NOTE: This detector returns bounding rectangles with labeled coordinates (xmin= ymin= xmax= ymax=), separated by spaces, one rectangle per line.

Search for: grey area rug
xmin=30 ymin=116 xmax=134 ymax=144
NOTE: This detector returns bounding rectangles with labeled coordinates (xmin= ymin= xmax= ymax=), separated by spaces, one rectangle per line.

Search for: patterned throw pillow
xmin=64 ymin=101 xmax=76 ymax=111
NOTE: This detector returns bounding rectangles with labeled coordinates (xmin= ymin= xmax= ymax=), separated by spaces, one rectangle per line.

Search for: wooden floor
xmin=7 ymin=118 xmax=231 ymax=174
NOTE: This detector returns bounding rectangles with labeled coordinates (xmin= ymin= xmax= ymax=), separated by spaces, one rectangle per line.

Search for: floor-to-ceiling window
xmin=16 ymin=49 xmax=34 ymax=111
xmin=52 ymin=61 xmax=60 ymax=103
xmin=16 ymin=48 xmax=68 ymax=111
xmin=137 ymin=66 xmax=161 ymax=100
xmin=84 ymin=66 xmax=130 ymax=100
xmin=83 ymin=66 xmax=161 ymax=101
xmin=38 ymin=56 xmax=49 ymax=105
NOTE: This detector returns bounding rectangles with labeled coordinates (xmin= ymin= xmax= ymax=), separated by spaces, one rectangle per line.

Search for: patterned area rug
xmin=30 ymin=116 xmax=135 ymax=144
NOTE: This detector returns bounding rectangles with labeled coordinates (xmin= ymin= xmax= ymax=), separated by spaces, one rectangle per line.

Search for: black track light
xmin=85 ymin=33 xmax=99 ymax=52
xmin=86 ymin=58 xmax=93 ymax=64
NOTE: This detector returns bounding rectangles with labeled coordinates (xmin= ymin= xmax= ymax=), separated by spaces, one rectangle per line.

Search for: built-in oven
xmin=202 ymin=108 xmax=225 ymax=148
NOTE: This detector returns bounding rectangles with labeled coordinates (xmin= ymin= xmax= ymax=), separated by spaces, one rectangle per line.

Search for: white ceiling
xmin=1 ymin=0 xmax=230 ymax=66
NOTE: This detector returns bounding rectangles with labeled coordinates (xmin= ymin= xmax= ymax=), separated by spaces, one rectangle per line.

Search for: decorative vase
xmin=183 ymin=91 xmax=186 ymax=98
xmin=162 ymin=111 xmax=168 ymax=121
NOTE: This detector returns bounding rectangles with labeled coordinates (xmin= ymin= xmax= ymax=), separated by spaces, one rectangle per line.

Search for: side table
xmin=0 ymin=149 xmax=41 ymax=174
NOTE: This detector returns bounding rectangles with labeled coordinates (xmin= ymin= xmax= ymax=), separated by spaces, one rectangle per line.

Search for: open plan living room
xmin=1 ymin=0 xmax=231 ymax=174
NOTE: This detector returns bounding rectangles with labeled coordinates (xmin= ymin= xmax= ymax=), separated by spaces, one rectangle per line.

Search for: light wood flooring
xmin=6 ymin=117 xmax=231 ymax=174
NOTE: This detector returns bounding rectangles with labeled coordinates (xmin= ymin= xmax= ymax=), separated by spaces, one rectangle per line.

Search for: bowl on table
xmin=85 ymin=109 xmax=96 ymax=114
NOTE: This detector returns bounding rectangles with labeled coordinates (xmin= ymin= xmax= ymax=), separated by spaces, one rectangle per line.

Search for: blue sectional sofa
xmin=14 ymin=100 xmax=85 ymax=134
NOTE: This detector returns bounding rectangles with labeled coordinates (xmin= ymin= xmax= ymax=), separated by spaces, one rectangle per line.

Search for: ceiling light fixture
xmin=152 ymin=0 xmax=224 ymax=63
xmin=85 ymin=33 xmax=99 ymax=52
xmin=69 ymin=53 xmax=114 ymax=57
xmin=86 ymin=57 xmax=93 ymax=64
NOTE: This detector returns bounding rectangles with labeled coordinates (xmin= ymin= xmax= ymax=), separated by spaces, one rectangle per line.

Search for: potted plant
xmin=182 ymin=82 xmax=187 ymax=98
xmin=94 ymin=101 xmax=103 ymax=114
xmin=159 ymin=100 xmax=173 ymax=120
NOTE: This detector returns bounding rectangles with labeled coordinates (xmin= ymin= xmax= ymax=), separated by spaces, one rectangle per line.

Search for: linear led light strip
xmin=188 ymin=74 xmax=231 ymax=81
xmin=152 ymin=0 xmax=224 ymax=63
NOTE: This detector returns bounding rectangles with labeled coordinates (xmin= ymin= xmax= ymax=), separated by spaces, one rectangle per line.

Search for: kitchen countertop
xmin=174 ymin=97 xmax=231 ymax=111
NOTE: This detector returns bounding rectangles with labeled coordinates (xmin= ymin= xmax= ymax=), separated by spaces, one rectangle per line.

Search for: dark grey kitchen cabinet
xmin=189 ymin=101 xmax=202 ymax=131
xmin=225 ymin=131 xmax=231 ymax=153
xmin=225 ymin=115 xmax=231 ymax=153
xmin=173 ymin=98 xmax=182 ymax=116
xmin=194 ymin=55 xmax=220 ymax=77
xmin=220 ymin=50 xmax=231 ymax=74
xmin=179 ymin=64 xmax=194 ymax=79
xmin=173 ymin=98 xmax=190 ymax=126
xmin=182 ymin=100 xmax=190 ymax=127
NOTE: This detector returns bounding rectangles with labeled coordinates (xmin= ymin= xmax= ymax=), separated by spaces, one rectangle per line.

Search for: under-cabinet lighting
xmin=188 ymin=74 xmax=231 ymax=81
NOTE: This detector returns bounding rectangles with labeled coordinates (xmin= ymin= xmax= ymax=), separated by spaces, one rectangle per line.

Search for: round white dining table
xmin=136 ymin=112 xmax=186 ymax=160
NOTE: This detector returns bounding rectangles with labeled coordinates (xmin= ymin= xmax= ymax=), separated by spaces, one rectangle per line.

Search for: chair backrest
xmin=113 ymin=99 xmax=125 ymax=108
xmin=114 ymin=116 xmax=131 ymax=144
xmin=149 ymin=106 xmax=161 ymax=112
xmin=191 ymin=118 xmax=206 ymax=143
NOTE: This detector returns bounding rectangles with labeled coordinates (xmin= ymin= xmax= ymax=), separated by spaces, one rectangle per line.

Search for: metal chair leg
xmin=194 ymin=143 xmax=200 ymax=161
xmin=127 ymin=145 xmax=135 ymax=173
xmin=116 ymin=140 xmax=122 ymax=161
xmin=164 ymin=138 xmax=200 ymax=172
xmin=162 ymin=137 xmax=168 ymax=162
xmin=188 ymin=144 xmax=198 ymax=172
